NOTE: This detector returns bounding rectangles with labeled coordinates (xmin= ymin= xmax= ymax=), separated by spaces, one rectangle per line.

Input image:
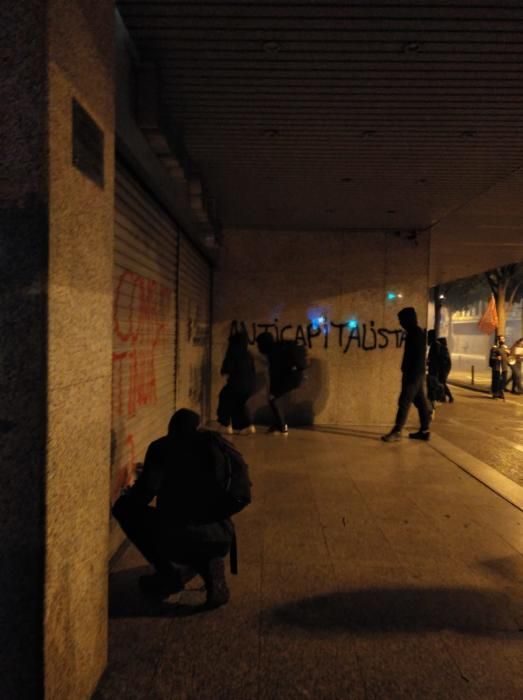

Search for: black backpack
xmin=207 ymin=432 xmax=252 ymax=574
xmin=207 ymin=432 xmax=252 ymax=519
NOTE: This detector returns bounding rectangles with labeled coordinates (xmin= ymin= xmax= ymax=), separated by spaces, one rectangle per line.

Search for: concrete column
xmin=0 ymin=2 xmax=115 ymax=698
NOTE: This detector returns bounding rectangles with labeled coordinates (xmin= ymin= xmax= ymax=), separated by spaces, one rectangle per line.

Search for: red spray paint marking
xmin=112 ymin=270 xmax=172 ymax=418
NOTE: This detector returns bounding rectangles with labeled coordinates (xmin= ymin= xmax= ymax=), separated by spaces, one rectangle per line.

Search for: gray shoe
xmin=381 ymin=430 xmax=401 ymax=442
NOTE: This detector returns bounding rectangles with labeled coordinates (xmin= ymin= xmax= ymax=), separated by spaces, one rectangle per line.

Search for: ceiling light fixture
xmin=263 ymin=40 xmax=281 ymax=54
xmin=402 ymin=41 xmax=420 ymax=54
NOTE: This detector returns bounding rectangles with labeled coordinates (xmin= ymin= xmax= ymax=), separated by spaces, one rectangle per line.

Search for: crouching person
xmin=112 ymin=408 xmax=250 ymax=609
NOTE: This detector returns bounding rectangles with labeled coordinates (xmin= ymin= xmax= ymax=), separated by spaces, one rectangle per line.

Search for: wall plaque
xmin=72 ymin=98 xmax=104 ymax=188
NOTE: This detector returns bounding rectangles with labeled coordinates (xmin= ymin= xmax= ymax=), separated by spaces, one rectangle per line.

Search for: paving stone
xmin=95 ymin=428 xmax=523 ymax=699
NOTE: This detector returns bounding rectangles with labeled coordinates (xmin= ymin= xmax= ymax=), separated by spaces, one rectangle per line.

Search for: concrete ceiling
xmin=116 ymin=0 xmax=523 ymax=285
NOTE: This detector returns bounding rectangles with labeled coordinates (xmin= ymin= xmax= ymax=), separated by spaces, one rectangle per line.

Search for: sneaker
xmin=267 ymin=425 xmax=288 ymax=435
xmin=139 ymin=564 xmax=196 ymax=600
xmin=408 ymin=430 xmax=430 ymax=441
xmin=236 ymin=425 xmax=256 ymax=435
xmin=381 ymin=429 xmax=401 ymax=442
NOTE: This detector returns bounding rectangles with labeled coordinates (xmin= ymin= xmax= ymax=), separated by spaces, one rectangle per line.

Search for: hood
xmin=256 ymin=331 xmax=275 ymax=354
xmin=397 ymin=306 xmax=418 ymax=329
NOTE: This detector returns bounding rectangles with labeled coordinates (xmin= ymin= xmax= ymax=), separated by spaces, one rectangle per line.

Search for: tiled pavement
xmin=94 ymin=425 xmax=523 ymax=700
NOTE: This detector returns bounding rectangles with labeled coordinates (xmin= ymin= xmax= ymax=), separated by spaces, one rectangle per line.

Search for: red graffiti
xmin=111 ymin=433 xmax=137 ymax=502
xmin=112 ymin=270 xmax=172 ymax=418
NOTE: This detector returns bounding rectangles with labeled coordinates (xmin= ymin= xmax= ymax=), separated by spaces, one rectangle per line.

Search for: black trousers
xmin=217 ymin=385 xmax=252 ymax=430
xmin=491 ymin=369 xmax=507 ymax=397
xmin=112 ymin=498 xmax=229 ymax=575
xmin=394 ymin=374 xmax=432 ymax=432
xmin=269 ymin=393 xmax=288 ymax=431
xmin=439 ymin=370 xmax=453 ymax=402
xmin=508 ymin=363 xmax=522 ymax=393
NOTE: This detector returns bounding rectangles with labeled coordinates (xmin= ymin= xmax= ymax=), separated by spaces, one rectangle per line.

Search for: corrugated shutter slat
xmin=111 ymin=163 xmax=178 ymax=521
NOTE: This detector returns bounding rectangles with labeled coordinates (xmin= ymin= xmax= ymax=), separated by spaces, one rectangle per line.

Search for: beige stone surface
xmin=212 ymin=228 xmax=429 ymax=427
xmin=44 ymin=1 xmax=115 ymax=697
xmin=95 ymin=427 xmax=523 ymax=700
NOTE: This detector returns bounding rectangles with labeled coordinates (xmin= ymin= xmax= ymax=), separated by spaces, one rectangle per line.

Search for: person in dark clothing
xmin=382 ymin=307 xmax=432 ymax=442
xmin=426 ymin=330 xmax=443 ymax=409
xmin=508 ymin=337 xmax=523 ymax=394
xmin=437 ymin=337 xmax=454 ymax=403
xmin=217 ymin=331 xmax=256 ymax=434
xmin=256 ymin=331 xmax=302 ymax=434
xmin=489 ymin=335 xmax=510 ymax=399
xmin=112 ymin=409 xmax=233 ymax=608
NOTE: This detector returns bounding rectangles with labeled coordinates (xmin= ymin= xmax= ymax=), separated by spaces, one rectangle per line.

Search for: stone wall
xmin=45 ymin=1 xmax=115 ymax=698
xmin=212 ymin=229 xmax=430 ymax=428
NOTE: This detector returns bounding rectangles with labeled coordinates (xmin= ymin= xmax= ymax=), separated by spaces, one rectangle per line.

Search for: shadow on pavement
xmin=269 ymin=587 xmax=519 ymax=635
xmin=479 ymin=555 xmax=523 ymax=585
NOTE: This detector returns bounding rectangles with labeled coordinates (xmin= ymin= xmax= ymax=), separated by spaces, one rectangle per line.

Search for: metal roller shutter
xmin=176 ymin=235 xmax=212 ymax=422
xmin=111 ymin=163 xmax=178 ymax=527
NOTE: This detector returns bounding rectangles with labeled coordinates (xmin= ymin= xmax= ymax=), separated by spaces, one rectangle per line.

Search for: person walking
xmin=382 ymin=307 xmax=432 ymax=442
xmin=489 ymin=335 xmax=510 ymax=399
xmin=256 ymin=331 xmax=306 ymax=434
xmin=217 ymin=331 xmax=256 ymax=434
xmin=507 ymin=337 xmax=523 ymax=394
xmin=438 ymin=337 xmax=454 ymax=403
xmin=426 ymin=330 xmax=443 ymax=410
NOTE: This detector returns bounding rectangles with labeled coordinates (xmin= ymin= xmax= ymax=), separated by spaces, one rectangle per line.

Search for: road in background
xmin=431 ymin=384 xmax=523 ymax=487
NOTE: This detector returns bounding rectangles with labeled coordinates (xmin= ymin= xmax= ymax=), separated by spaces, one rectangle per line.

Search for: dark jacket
xmin=427 ymin=339 xmax=442 ymax=376
xmin=118 ymin=431 xmax=233 ymax=544
xmin=266 ymin=343 xmax=301 ymax=397
xmin=257 ymin=332 xmax=304 ymax=396
xmin=221 ymin=334 xmax=256 ymax=395
xmin=489 ymin=343 xmax=510 ymax=373
xmin=438 ymin=338 xmax=452 ymax=375
xmin=401 ymin=326 xmax=427 ymax=381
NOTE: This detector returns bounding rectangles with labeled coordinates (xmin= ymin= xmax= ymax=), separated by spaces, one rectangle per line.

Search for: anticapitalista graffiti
xmin=229 ymin=319 xmax=406 ymax=353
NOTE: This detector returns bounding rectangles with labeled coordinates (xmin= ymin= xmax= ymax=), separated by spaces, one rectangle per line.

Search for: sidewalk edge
xmin=430 ymin=433 xmax=523 ymax=512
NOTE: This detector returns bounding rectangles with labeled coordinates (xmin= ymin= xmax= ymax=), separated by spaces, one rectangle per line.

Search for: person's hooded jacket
xmin=398 ymin=307 xmax=427 ymax=382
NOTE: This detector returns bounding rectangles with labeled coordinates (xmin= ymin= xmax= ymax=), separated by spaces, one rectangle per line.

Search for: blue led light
xmin=387 ymin=291 xmax=397 ymax=300
xmin=347 ymin=319 xmax=358 ymax=330
xmin=311 ymin=314 xmax=328 ymax=331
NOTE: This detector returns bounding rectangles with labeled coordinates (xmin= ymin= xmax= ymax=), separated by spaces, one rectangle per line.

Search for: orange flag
xmin=478 ymin=294 xmax=498 ymax=334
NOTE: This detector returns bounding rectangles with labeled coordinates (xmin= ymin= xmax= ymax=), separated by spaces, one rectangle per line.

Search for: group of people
xmin=217 ymin=330 xmax=305 ymax=436
xmin=111 ymin=330 xmax=305 ymax=609
xmin=489 ymin=334 xmax=523 ymax=399
xmin=112 ymin=306 xmax=522 ymax=610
